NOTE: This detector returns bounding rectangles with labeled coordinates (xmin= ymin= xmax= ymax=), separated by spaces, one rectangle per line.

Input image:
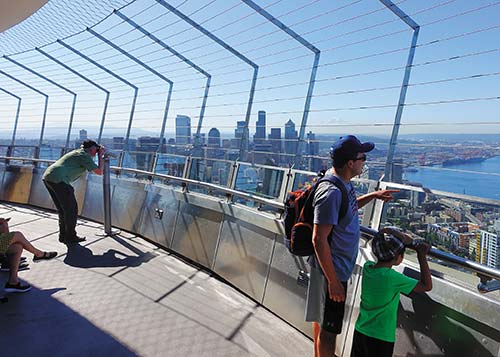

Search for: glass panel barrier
xmin=154 ymin=153 xmax=186 ymax=187
xmin=121 ymin=151 xmax=155 ymax=180
xmin=38 ymin=146 xmax=64 ymax=168
xmin=233 ymin=163 xmax=286 ymax=209
xmin=9 ymin=145 xmax=37 ymax=166
xmin=187 ymin=157 xmax=232 ymax=196
xmin=380 ymin=183 xmax=500 ymax=298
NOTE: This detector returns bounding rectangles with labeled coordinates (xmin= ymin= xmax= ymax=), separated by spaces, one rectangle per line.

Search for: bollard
xmin=98 ymin=153 xmax=119 ymax=237
xmin=103 ymin=155 xmax=112 ymax=234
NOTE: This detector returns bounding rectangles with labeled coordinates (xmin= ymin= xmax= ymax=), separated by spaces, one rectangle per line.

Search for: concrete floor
xmin=0 ymin=202 xmax=312 ymax=356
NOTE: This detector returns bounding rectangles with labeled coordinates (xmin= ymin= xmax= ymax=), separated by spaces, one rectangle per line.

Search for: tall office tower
xmin=233 ymin=120 xmax=248 ymax=151
xmin=79 ymin=129 xmax=88 ymax=141
xmin=113 ymin=137 xmax=125 ymax=150
xmin=253 ymin=111 xmax=271 ymax=164
xmin=253 ymin=111 xmax=266 ymax=145
xmin=284 ymin=119 xmax=298 ymax=162
xmin=306 ymin=131 xmax=321 ymax=172
xmin=175 ymin=115 xmax=191 ymax=146
xmin=269 ymin=128 xmax=282 ymax=164
xmin=392 ymin=158 xmax=404 ymax=183
xmin=207 ymin=128 xmax=223 ymax=160
xmin=479 ymin=230 xmax=499 ymax=268
xmin=208 ymin=128 xmax=221 ymax=147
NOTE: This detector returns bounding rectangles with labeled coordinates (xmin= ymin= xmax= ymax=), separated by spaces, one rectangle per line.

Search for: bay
xmin=404 ymin=156 xmax=500 ymax=201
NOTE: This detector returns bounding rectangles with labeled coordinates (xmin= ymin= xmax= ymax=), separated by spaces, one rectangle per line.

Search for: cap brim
xmin=360 ymin=142 xmax=375 ymax=152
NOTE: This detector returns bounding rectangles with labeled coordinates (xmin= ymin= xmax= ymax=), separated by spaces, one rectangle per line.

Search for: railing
xmin=1 ymin=151 xmax=499 ymax=294
xmin=360 ymin=226 xmax=500 ymax=290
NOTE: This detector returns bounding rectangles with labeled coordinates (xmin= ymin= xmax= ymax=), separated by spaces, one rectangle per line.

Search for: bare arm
xmin=92 ymin=147 xmax=105 ymax=175
xmin=357 ymin=189 xmax=399 ymax=208
xmin=412 ymin=243 xmax=433 ymax=293
xmin=312 ymin=223 xmax=345 ymax=302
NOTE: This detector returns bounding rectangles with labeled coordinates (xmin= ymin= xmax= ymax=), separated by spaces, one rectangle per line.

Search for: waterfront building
xmin=479 ymin=230 xmax=499 ymax=268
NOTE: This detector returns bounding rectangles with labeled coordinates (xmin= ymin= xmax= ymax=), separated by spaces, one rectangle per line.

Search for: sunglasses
xmin=352 ymin=154 xmax=367 ymax=162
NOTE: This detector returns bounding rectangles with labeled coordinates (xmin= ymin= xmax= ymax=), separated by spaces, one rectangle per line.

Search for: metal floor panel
xmin=0 ymin=202 xmax=312 ymax=357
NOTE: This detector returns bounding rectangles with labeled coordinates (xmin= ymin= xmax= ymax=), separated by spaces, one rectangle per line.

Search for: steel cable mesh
xmin=0 ymin=0 xmax=134 ymax=57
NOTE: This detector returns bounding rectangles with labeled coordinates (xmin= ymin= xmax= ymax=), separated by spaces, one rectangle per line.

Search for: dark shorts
xmin=305 ymin=266 xmax=348 ymax=334
xmin=351 ymin=329 xmax=394 ymax=357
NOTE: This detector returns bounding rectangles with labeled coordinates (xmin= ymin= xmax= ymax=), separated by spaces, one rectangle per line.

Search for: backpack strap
xmin=319 ymin=175 xmax=349 ymax=223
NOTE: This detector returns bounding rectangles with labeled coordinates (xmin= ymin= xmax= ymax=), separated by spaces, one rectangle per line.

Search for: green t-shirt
xmin=43 ymin=148 xmax=98 ymax=184
xmin=355 ymin=261 xmax=417 ymax=342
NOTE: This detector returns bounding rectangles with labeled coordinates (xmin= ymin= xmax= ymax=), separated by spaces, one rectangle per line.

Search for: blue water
xmin=404 ymin=156 xmax=500 ymax=201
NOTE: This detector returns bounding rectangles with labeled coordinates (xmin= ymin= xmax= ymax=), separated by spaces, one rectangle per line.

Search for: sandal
xmin=33 ymin=251 xmax=58 ymax=263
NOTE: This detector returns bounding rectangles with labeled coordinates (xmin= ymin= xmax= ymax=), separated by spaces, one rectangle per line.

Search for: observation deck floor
xmin=0 ymin=202 xmax=312 ymax=356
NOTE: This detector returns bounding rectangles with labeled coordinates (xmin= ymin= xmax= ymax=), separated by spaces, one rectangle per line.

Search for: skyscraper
xmin=79 ymin=129 xmax=88 ymax=141
xmin=284 ymin=119 xmax=298 ymax=161
xmin=208 ymin=128 xmax=221 ymax=147
xmin=207 ymin=128 xmax=223 ymax=160
xmin=254 ymin=111 xmax=266 ymax=145
xmin=176 ymin=115 xmax=191 ymax=146
xmin=233 ymin=120 xmax=248 ymax=151
xmin=269 ymin=128 xmax=282 ymax=164
xmin=307 ymin=131 xmax=321 ymax=172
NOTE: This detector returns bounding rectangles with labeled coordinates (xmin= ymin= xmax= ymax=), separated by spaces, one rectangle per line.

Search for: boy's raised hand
xmin=415 ymin=242 xmax=431 ymax=255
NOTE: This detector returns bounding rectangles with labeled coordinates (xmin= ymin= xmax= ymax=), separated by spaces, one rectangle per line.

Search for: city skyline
xmin=0 ymin=0 xmax=498 ymax=142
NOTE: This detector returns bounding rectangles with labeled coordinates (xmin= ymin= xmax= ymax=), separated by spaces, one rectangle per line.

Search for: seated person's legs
xmin=10 ymin=232 xmax=57 ymax=262
xmin=4 ymin=242 xmax=30 ymax=293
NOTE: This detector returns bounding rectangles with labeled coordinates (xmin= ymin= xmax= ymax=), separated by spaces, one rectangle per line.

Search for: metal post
xmin=58 ymin=39 xmax=139 ymax=160
xmin=36 ymin=48 xmax=111 ymax=143
xmin=99 ymin=153 xmax=120 ymax=237
xmin=155 ymin=0 xmax=258 ymax=162
xmin=379 ymin=0 xmax=420 ymax=182
xmin=241 ymin=0 xmax=321 ymax=169
xmin=4 ymin=56 xmax=78 ymax=149
xmin=87 ymin=28 xmax=174 ymax=157
xmin=103 ymin=155 xmax=112 ymax=234
xmin=115 ymin=11 xmax=211 ymax=153
xmin=0 ymin=87 xmax=21 ymax=145
xmin=0 ymin=70 xmax=49 ymax=147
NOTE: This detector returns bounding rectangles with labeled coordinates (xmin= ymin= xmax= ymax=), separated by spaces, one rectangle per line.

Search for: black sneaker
xmin=65 ymin=236 xmax=86 ymax=244
xmin=4 ymin=282 xmax=31 ymax=293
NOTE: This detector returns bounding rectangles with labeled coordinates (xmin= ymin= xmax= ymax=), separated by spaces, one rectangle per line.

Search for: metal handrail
xmin=2 ymin=154 xmax=500 ymax=284
xmin=114 ymin=166 xmax=285 ymax=210
xmin=360 ymin=226 xmax=500 ymax=281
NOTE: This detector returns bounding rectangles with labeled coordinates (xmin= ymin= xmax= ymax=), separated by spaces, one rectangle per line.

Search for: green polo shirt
xmin=355 ymin=261 xmax=417 ymax=342
xmin=43 ymin=148 xmax=98 ymax=184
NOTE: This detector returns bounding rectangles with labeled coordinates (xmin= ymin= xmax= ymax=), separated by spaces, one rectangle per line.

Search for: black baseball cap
xmin=329 ymin=135 xmax=374 ymax=167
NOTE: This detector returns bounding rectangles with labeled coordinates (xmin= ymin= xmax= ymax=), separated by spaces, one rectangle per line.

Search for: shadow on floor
xmin=64 ymin=243 xmax=156 ymax=269
xmin=0 ymin=286 xmax=136 ymax=356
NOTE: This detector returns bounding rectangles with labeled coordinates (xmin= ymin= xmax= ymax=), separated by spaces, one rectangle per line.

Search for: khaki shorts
xmin=305 ymin=266 xmax=347 ymax=334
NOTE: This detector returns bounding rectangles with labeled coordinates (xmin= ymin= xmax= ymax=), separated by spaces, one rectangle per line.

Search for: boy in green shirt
xmin=351 ymin=227 xmax=432 ymax=357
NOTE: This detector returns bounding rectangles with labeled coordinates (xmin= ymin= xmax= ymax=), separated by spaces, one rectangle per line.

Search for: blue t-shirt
xmin=309 ymin=173 xmax=360 ymax=282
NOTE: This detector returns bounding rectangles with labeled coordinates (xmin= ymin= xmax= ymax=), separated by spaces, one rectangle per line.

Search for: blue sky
xmin=0 ymin=0 xmax=499 ymax=143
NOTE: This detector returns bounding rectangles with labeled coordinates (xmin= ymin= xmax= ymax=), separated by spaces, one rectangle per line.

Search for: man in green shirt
xmin=351 ymin=227 xmax=432 ymax=357
xmin=43 ymin=139 xmax=105 ymax=244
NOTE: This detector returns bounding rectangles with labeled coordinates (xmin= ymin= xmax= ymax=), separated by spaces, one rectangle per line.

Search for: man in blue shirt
xmin=305 ymin=135 xmax=398 ymax=357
